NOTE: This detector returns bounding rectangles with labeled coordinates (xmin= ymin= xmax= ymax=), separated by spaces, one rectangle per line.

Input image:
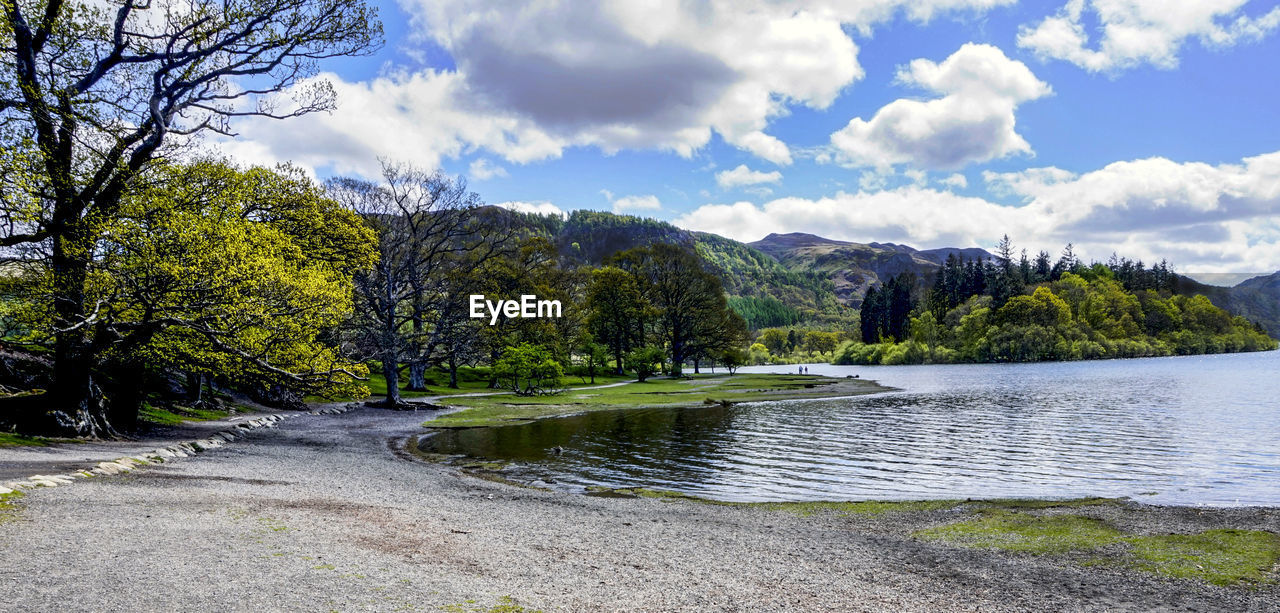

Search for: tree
xmin=625 ymin=346 xmax=665 ymax=382
xmin=759 ymin=329 xmax=789 ymax=356
xmin=613 ymin=243 xmax=740 ymax=377
xmin=720 ymin=347 xmax=747 ymax=375
xmin=0 ymin=0 xmax=382 ymax=435
xmin=577 ymin=334 xmax=609 ymax=384
xmin=493 ymin=343 xmax=562 ymax=396
xmin=804 ymin=331 xmax=838 ymax=356
xmin=1 ymin=161 xmax=374 ymax=431
xmin=585 ymin=266 xmax=645 ymax=374
xmin=329 ymin=162 xmax=486 ymax=406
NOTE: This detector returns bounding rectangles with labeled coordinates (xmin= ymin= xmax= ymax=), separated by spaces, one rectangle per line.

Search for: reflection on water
xmin=422 ymin=350 xmax=1280 ymax=506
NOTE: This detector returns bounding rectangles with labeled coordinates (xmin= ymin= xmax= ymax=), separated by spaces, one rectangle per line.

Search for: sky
xmin=214 ymin=0 xmax=1280 ymax=277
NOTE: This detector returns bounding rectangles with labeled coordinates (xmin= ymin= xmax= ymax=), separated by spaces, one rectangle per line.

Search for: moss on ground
xmin=139 ymin=403 xmax=257 ymax=426
xmin=915 ymin=509 xmax=1280 ymax=586
xmin=915 ymin=509 xmax=1126 ymax=554
xmin=1125 ymin=529 xmax=1280 ymax=586
xmin=0 ymin=490 xmax=24 ymax=523
xmin=424 ymin=374 xmax=887 ymax=428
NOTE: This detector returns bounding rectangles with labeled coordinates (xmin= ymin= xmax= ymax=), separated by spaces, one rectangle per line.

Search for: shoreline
xmin=1 ymin=404 xmax=1277 ymax=611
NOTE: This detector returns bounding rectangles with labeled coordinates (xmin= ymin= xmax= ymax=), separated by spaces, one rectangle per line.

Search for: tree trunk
xmin=693 ymin=358 xmax=700 ymax=374
xmin=407 ymin=361 xmax=427 ymax=391
xmin=49 ymin=228 xmax=112 ymax=437
xmin=448 ymin=355 xmax=459 ymax=389
xmin=381 ymin=357 xmax=401 ymax=406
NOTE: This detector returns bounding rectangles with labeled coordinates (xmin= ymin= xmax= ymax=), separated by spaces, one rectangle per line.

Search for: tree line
xmin=838 ymin=237 xmax=1276 ymax=365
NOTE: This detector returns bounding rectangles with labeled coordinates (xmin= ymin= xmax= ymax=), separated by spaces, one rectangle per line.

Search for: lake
xmin=420 ymin=350 xmax=1280 ymax=506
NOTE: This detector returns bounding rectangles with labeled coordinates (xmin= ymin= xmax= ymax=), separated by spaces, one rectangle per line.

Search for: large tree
xmin=328 ymin=162 xmax=488 ymax=407
xmin=0 ymin=0 xmax=381 ymax=434
xmin=1 ymin=161 xmax=374 ymax=432
xmin=585 ymin=265 xmax=645 ymax=374
xmin=613 ymin=243 xmax=741 ymax=377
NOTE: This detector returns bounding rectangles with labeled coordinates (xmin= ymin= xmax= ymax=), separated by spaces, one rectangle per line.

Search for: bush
xmin=626 ymin=346 xmax=666 ymax=382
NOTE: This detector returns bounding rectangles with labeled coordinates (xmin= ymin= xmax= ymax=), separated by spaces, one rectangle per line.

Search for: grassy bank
xmin=423 ymin=373 xmax=890 ymax=428
xmin=580 ymin=489 xmax=1280 ymax=587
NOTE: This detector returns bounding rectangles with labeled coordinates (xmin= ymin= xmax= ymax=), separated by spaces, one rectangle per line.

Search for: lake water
xmin=421 ymin=351 xmax=1280 ymax=506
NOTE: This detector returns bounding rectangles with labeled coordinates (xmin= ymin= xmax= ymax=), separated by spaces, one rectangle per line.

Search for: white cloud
xmin=496 ymin=200 xmax=566 ymax=218
xmin=469 ymin=158 xmax=507 ymax=180
xmin=675 ymin=150 xmax=1280 ymax=272
xmin=715 ymin=164 xmax=783 ymax=189
xmin=941 ymin=173 xmax=968 ymax=188
xmin=904 ymin=169 xmax=928 ymax=186
xmin=220 ymin=1 xmax=1018 ymax=174
xmin=610 ymin=194 xmax=662 ymax=214
xmin=213 ymin=69 xmax=564 ymax=179
xmin=827 ymin=43 xmax=1051 ymax=170
xmin=1018 ymin=0 xmax=1280 ymax=72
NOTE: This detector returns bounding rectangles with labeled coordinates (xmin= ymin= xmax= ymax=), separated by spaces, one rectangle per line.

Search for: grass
xmin=1126 ymin=529 xmax=1280 ymax=586
xmin=915 ymin=509 xmax=1126 ymax=554
xmin=0 ymin=432 xmax=51 ymax=447
xmin=915 ymin=509 xmax=1280 ymax=586
xmin=139 ymin=403 xmax=256 ymax=426
xmin=0 ymin=489 xmax=23 ymax=523
xmin=424 ymin=373 xmax=886 ymax=428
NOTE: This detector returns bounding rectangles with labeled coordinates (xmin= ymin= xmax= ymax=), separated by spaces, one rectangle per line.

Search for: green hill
xmin=487 ymin=207 xmax=1280 ymax=338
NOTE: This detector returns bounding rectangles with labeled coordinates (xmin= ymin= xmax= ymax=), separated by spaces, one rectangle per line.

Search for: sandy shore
xmin=1 ymin=405 xmax=1276 ymax=612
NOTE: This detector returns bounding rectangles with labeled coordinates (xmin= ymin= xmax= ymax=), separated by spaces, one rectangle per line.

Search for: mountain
xmin=749 ymin=233 xmax=993 ymax=307
xmin=493 ymin=209 xmax=844 ymax=326
xmin=492 ymin=208 xmax=1280 ymax=337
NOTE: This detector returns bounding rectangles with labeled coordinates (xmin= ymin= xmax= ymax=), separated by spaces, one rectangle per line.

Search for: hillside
xmin=1174 ymin=272 xmax=1280 ymax=338
xmin=489 ymin=208 xmax=1280 ymax=337
xmin=492 ymin=209 xmax=844 ymax=327
xmin=749 ymin=233 xmax=992 ymax=307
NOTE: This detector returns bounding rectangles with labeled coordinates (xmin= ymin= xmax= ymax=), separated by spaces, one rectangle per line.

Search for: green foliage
xmin=493 ymin=344 xmax=563 ymax=396
xmin=626 ymin=346 xmax=666 ymax=382
xmin=837 ymin=272 xmax=1277 ymax=365
xmin=727 ymin=295 xmax=802 ymax=329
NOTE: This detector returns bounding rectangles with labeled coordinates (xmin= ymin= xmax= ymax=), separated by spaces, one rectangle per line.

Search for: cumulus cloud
xmin=1018 ymin=0 xmax=1280 ymax=72
xmin=675 ymin=150 xmax=1280 ymax=272
xmin=496 ymin=200 xmax=566 ymax=218
xmin=609 ymin=194 xmax=663 ymax=214
xmin=827 ymin=43 xmax=1051 ymax=170
xmin=715 ymin=164 xmax=783 ymax=189
xmin=941 ymin=173 xmax=969 ymax=188
xmin=219 ymin=1 xmax=1018 ymax=174
xmin=469 ymin=158 xmax=507 ymax=180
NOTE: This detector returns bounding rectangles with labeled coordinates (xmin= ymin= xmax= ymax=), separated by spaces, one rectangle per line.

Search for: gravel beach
xmin=2 ymin=405 xmax=1277 ymax=612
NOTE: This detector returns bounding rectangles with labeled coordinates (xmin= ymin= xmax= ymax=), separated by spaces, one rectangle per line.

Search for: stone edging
xmin=0 ymin=404 xmax=358 ymax=495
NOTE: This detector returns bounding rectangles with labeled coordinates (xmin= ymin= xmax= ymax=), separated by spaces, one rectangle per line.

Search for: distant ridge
xmin=749 ymin=232 xmax=993 ymax=306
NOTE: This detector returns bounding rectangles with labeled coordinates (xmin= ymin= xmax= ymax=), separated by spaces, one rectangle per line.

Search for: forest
xmin=834 ymin=238 xmax=1278 ymax=365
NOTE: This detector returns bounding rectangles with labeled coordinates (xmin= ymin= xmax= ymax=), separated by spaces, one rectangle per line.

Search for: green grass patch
xmin=748 ymin=499 xmax=968 ymax=516
xmin=0 ymin=489 xmax=24 ymax=522
xmin=915 ymin=509 xmax=1126 ymax=554
xmin=1126 ymin=529 xmax=1280 ymax=586
xmin=0 ymin=432 xmax=51 ymax=447
xmin=424 ymin=374 xmax=887 ymax=428
xmin=139 ymin=403 xmax=255 ymax=426
xmin=916 ymin=509 xmax=1280 ymax=586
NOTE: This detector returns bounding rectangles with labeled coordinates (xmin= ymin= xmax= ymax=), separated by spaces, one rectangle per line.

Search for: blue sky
xmin=219 ymin=1 xmax=1280 ymax=275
